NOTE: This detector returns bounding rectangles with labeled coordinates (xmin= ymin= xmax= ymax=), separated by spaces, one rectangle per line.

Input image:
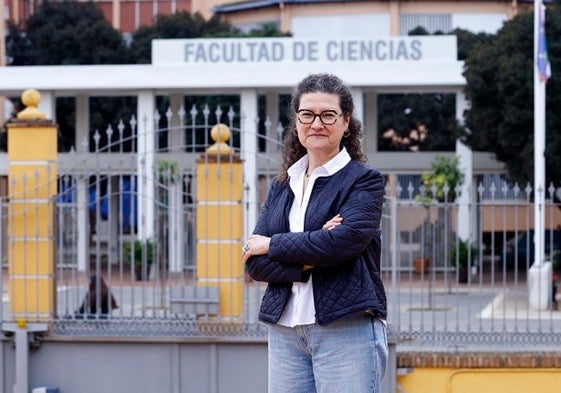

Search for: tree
xmin=408 ymin=26 xmax=492 ymax=61
xmin=418 ymin=155 xmax=465 ymax=202
xmin=4 ymin=1 xmax=133 ymax=151
xmin=129 ymin=12 xmax=241 ymax=64
xmin=128 ymin=13 xmax=289 ymax=64
xmin=13 ymin=0 xmax=130 ymax=65
xmin=451 ymin=28 xmax=492 ymax=61
xmin=462 ymin=6 xmax=561 ymax=186
xmin=246 ymin=22 xmax=291 ymax=38
xmin=5 ymin=22 xmax=33 ymax=66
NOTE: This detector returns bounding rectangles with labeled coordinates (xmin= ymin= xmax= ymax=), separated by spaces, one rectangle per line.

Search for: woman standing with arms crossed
xmin=242 ymin=73 xmax=388 ymax=393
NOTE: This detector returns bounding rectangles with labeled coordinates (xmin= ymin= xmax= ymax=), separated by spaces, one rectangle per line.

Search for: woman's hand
xmin=322 ymin=214 xmax=343 ymax=231
xmin=242 ymin=234 xmax=271 ymax=263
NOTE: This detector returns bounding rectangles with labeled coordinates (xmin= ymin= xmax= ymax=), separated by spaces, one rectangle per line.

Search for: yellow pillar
xmin=196 ymin=124 xmax=244 ymax=321
xmin=7 ymin=89 xmax=57 ymax=322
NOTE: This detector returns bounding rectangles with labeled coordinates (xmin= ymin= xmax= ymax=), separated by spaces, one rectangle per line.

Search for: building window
xmin=400 ymin=13 xmax=452 ymax=35
xmin=377 ymin=93 xmax=457 ymax=152
xmin=235 ymin=20 xmax=280 ymax=34
xmin=292 ymin=14 xmax=390 ymax=38
xmin=452 ymin=13 xmax=507 ymax=34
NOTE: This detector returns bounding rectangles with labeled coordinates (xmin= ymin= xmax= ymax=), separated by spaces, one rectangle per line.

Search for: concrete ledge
xmin=398 ymin=351 xmax=561 ymax=368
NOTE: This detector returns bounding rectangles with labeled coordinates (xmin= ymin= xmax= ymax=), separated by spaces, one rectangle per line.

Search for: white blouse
xmin=277 ymin=148 xmax=351 ymax=327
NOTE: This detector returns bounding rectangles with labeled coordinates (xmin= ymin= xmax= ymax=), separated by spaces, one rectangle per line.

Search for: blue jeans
xmin=268 ymin=314 xmax=388 ymax=393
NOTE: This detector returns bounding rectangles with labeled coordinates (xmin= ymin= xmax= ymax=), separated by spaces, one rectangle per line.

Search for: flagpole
xmin=533 ymin=0 xmax=545 ymax=268
xmin=529 ymin=0 xmax=549 ymax=311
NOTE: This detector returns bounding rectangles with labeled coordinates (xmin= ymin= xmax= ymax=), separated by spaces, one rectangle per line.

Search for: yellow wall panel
xmin=199 ymin=279 xmax=244 ymax=317
xmin=196 ymin=204 xmax=243 ymax=239
xmin=196 ymin=162 xmax=243 ymax=201
xmin=9 ymin=202 xmax=54 ymax=238
xmin=398 ymin=368 xmax=451 ymax=393
xmin=397 ymin=368 xmax=561 ymax=393
xmin=448 ymin=369 xmax=561 ymax=393
xmin=9 ymin=277 xmax=55 ymax=317
xmin=9 ymin=240 xmax=54 ymax=275
xmin=196 ymin=242 xmax=244 ymax=278
xmin=8 ymin=165 xmax=57 ymax=199
xmin=218 ymin=279 xmax=244 ymax=317
xmin=8 ymin=127 xmax=58 ymax=161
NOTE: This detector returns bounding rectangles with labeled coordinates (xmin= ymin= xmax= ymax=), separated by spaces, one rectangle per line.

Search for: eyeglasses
xmin=297 ymin=110 xmax=342 ymax=125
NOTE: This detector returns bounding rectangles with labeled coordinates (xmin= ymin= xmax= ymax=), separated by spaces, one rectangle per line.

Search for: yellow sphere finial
xmin=17 ymin=89 xmax=46 ymax=120
xmin=17 ymin=318 xmax=26 ymax=329
xmin=207 ymin=123 xmax=232 ymax=154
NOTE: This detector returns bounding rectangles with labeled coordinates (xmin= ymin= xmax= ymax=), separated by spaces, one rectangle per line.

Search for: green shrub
xmin=123 ymin=239 xmax=154 ymax=267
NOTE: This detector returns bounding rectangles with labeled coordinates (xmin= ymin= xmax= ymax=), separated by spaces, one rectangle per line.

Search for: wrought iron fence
xmin=382 ymin=181 xmax=561 ymax=348
xmin=2 ymin=102 xmax=561 ymax=349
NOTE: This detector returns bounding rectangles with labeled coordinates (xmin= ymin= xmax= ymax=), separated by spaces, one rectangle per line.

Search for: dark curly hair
xmin=278 ymin=73 xmax=366 ymax=183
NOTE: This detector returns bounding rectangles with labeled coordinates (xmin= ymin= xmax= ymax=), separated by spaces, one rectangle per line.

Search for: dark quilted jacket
xmin=246 ymin=160 xmax=387 ymax=326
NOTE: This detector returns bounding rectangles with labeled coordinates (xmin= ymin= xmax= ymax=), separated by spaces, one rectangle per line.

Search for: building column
xmin=455 ymin=89 xmax=473 ymax=242
xmin=279 ymin=2 xmax=290 ymax=32
xmin=137 ymin=90 xmax=156 ymax=240
xmin=75 ymin=95 xmax=89 ymax=152
xmin=240 ymin=90 xmax=258 ymax=241
xmin=112 ymin=0 xmax=121 ymax=30
xmin=265 ymin=92 xmax=280 ymax=152
xmin=75 ymin=95 xmax=90 ymax=272
xmin=37 ymin=90 xmax=55 ymax=121
xmin=165 ymin=93 xmax=185 ymax=272
xmin=351 ymin=88 xmax=365 ymax=151
xmin=389 ymin=0 xmax=400 ymax=36
xmin=364 ymin=91 xmax=378 ymax=154
xmin=168 ymin=94 xmax=185 ymax=152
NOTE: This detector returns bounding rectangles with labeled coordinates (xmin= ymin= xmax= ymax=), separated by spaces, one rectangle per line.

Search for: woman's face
xmin=296 ymin=92 xmax=350 ymax=158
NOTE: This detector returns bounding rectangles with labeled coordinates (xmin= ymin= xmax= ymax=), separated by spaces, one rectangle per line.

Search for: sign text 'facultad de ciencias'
xmin=152 ymin=37 xmax=457 ymax=65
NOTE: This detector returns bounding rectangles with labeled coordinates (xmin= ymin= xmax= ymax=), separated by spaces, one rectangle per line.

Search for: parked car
xmin=505 ymin=229 xmax=561 ymax=269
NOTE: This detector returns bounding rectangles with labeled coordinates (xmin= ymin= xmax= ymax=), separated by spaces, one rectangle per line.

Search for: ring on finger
xmin=242 ymin=244 xmax=249 ymax=253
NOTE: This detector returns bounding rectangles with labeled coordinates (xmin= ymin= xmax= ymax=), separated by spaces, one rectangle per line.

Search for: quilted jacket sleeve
xmin=245 ymin=179 xmax=311 ymax=284
xmin=268 ymin=167 xmax=384 ymax=268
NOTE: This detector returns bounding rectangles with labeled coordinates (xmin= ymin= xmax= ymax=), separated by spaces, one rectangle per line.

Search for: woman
xmin=243 ymin=73 xmax=388 ymax=392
